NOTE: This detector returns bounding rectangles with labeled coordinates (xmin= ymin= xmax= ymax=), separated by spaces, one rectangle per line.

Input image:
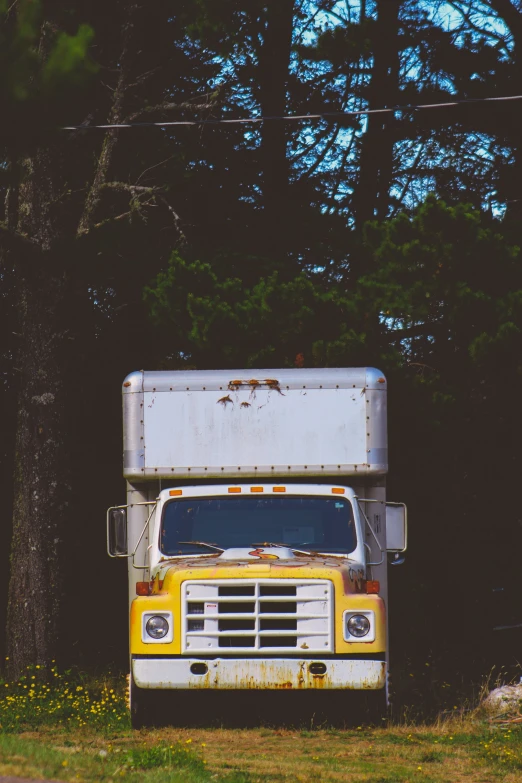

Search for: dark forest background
xmin=1 ymin=0 xmax=522 ymax=707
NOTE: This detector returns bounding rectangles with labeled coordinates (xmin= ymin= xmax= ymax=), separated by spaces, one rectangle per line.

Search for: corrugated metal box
xmin=123 ymin=368 xmax=387 ymax=479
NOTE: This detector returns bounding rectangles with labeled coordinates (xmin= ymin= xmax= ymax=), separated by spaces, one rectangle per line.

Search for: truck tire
xmin=130 ymin=674 xmax=155 ymax=729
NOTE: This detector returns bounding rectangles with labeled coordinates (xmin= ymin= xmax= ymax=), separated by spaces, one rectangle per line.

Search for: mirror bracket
xmin=106 ymin=501 xmax=157 ymax=559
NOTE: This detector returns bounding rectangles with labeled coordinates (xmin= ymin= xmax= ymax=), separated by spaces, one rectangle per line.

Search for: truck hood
xmin=151 ymin=552 xmax=367 ymax=595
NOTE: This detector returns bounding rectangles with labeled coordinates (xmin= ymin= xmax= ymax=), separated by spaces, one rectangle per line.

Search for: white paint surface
xmin=132 ymin=657 xmax=386 ymax=690
xmin=143 ymin=387 xmax=368 ymax=470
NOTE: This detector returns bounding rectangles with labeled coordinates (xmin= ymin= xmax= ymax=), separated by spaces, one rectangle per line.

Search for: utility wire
xmin=62 ymin=94 xmax=522 ymax=131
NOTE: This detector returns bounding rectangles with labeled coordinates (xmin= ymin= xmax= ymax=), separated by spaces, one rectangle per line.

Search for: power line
xmin=62 ymin=94 xmax=522 ymax=131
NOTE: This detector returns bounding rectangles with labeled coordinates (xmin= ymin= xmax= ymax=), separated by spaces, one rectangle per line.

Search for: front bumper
xmin=132 ymin=657 xmax=386 ymax=690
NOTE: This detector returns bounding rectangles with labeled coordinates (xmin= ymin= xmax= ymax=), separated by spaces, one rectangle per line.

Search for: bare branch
xmin=92 ymin=197 xmax=157 ymax=229
xmin=3 ymin=0 xmax=20 ymax=19
xmin=155 ymin=195 xmax=187 ymax=245
xmin=127 ymin=67 xmax=161 ymax=89
xmin=488 ymin=0 xmax=522 ymax=38
xmin=407 ymin=362 xmax=438 ymax=374
xmin=125 ymin=99 xmax=218 ymax=123
xmin=87 ymin=184 xmax=186 ymax=244
xmin=100 ymin=181 xmax=159 ymax=195
xmin=77 ymin=3 xmax=142 ymax=236
xmin=135 ymin=155 xmax=176 ymax=185
xmin=93 ymin=211 xmax=132 ymax=229
xmin=444 ymin=0 xmax=513 ymax=50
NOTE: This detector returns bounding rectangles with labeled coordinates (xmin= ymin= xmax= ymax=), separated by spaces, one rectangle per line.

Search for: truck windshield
xmin=160 ymin=495 xmax=356 ymax=556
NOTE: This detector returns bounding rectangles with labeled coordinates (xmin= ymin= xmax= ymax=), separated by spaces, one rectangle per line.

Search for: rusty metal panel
xmin=132 ymin=657 xmax=386 ymax=690
xmin=122 ymin=368 xmax=387 ymax=480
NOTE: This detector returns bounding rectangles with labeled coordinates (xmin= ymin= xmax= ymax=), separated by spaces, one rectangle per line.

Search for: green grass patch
xmin=0 ymin=664 xmax=128 ymax=731
xmin=0 ymin=733 xmax=251 ymax=782
xmin=476 ymin=726 xmax=522 ymax=772
xmin=124 ymin=741 xmax=206 ymax=773
xmin=1 ymin=668 xmax=522 ymax=782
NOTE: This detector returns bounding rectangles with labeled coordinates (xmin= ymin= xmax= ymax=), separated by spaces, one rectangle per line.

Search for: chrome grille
xmin=181 ymin=579 xmax=333 ymax=653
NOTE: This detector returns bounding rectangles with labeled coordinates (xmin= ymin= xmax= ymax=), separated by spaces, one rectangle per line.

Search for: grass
xmin=0 ymin=663 xmax=127 ymax=732
xmin=1 ymin=665 xmax=522 ymax=782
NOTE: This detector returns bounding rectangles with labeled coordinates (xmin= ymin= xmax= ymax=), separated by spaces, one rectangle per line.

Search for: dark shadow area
xmin=134 ymin=689 xmax=388 ymax=730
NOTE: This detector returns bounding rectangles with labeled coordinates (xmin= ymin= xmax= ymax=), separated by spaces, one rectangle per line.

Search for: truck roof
xmin=122 ymin=367 xmax=387 ymax=393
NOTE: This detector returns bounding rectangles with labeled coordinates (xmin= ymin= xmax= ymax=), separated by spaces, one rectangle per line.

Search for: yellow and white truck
xmin=107 ymin=368 xmax=406 ymax=727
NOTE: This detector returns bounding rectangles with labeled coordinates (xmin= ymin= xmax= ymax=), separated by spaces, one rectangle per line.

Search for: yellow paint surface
xmin=130 ymin=558 xmax=385 ymax=656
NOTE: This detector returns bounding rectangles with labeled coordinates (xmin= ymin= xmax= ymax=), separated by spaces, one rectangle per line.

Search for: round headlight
xmin=146 ymin=615 xmax=169 ymax=639
xmin=347 ymin=614 xmax=370 ymax=638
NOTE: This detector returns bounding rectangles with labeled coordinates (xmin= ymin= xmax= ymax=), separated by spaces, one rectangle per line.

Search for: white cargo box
xmin=122 ymin=368 xmax=387 ymax=480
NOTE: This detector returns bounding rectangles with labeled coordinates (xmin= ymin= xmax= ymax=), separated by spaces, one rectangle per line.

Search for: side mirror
xmin=386 ymin=503 xmax=407 ymax=554
xmin=107 ymin=507 xmax=128 ymax=556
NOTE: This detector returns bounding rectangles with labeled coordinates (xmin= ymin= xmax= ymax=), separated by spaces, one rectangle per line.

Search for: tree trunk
xmin=258 ymin=0 xmax=294 ymax=245
xmin=353 ymin=0 xmax=400 ymax=236
xmin=4 ymin=3 xmax=140 ymax=679
xmin=488 ymin=0 xmax=522 ymax=219
xmin=6 ymin=145 xmax=73 ymax=680
xmin=77 ymin=3 xmax=140 ymax=235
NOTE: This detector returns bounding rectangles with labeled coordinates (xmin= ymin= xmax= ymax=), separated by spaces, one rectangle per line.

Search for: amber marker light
xmin=332 ymin=487 xmax=345 ymax=495
xmin=136 ymin=582 xmax=150 ymax=596
xmin=366 ymin=580 xmax=380 ymax=594
xmin=250 ymin=487 xmax=264 ymax=492
xmin=228 ymin=487 xmax=241 ymax=493
xmin=169 ymin=489 xmax=183 ymax=496
xmin=273 ymin=486 xmax=286 ymax=492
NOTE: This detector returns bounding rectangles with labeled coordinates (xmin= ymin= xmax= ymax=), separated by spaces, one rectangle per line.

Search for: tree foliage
xmin=2 ymin=0 xmax=522 ymax=681
xmin=0 ymin=0 xmax=96 ymax=147
xmin=144 ymin=251 xmax=371 ymax=368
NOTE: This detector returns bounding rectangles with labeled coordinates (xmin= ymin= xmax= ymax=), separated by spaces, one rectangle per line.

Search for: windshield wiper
xmin=177 ymin=541 xmax=224 ymax=553
xmin=251 ymin=542 xmax=354 ymax=559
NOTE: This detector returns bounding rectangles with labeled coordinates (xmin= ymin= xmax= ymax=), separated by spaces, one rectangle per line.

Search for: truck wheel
xmin=130 ymin=674 xmax=155 ymax=729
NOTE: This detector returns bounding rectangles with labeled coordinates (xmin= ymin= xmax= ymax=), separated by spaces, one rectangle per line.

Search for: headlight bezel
xmin=343 ymin=610 xmax=375 ymax=642
xmin=141 ymin=611 xmax=173 ymax=643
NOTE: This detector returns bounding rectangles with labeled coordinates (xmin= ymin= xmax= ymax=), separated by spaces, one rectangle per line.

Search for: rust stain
xmin=182 ymin=661 xmax=385 ymax=691
xmin=143 ymin=575 xmax=165 ymax=596
xmin=265 ymin=378 xmax=285 ymax=395
xmin=226 ymin=377 xmax=284 ymax=393
xmin=311 ymin=675 xmax=328 ymax=689
xmin=217 ymin=394 xmax=233 ymax=406
xmin=240 ymin=401 xmax=251 ymax=408
xmin=157 ymin=553 xmax=358 ymax=583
